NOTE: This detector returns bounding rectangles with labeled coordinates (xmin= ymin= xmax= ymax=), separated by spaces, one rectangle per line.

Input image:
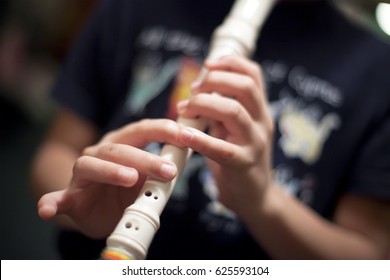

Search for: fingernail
xmin=161 ymin=163 xmax=177 ymax=179
xmin=205 ymin=58 xmax=218 ymax=65
xmin=205 ymin=55 xmax=228 ymax=65
xmin=119 ymin=167 xmax=135 ymax=182
xmin=191 ymin=80 xmax=201 ymax=90
xmin=177 ymin=100 xmax=189 ymax=114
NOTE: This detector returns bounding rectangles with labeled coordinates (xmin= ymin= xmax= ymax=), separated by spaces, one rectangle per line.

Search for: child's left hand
xmin=177 ymin=55 xmax=275 ymax=219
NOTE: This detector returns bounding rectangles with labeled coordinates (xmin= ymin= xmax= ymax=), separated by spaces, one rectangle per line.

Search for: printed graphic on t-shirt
xmin=278 ymin=106 xmax=340 ymax=164
xmin=263 ymin=60 xmax=343 ymax=205
xmin=125 ymin=27 xmax=346 ymax=235
xmin=125 ymin=26 xmax=205 ymax=116
xmin=125 ymin=55 xmax=181 ymax=115
xmin=273 ymin=165 xmax=318 ymax=205
xmin=167 ymin=57 xmax=201 ymax=120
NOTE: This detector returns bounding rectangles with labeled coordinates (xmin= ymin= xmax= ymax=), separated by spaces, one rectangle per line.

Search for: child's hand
xmin=177 ymin=55 xmax=274 ymax=219
xmin=37 ymin=119 xmax=185 ymax=239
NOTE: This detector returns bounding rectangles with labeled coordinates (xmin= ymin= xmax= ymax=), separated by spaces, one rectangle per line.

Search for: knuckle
xmin=223 ymin=55 xmax=238 ymax=65
xmin=257 ymin=131 xmax=268 ymax=147
xmin=190 ymin=94 xmax=203 ymax=105
xmin=103 ymin=130 xmax=116 ymax=140
xmin=252 ymin=62 xmax=263 ymax=77
xmin=73 ymin=156 xmax=90 ymax=173
xmin=253 ymin=125 xmax=272 ymax=153
xmin=142 ymin=118 xmax=151 ymax=126
xmin=226 ymin=101 xmax=243 ymax=119
xmin=241 ymin=76 xmax=256 ymax=93
xmin=142 ymin=152 xmax=163 ymax=174
xmin=143 ymin=151 xmax=154 ymax=162
xmin=163 ymin=119 xmax=178 ymax=132
xmin=82 ymin=146 xmax=94 ymax=156
xmin=133 ymin=119 xmax=148 ymax=131
xmin=99 ymin=129 xmax=118 ymax=144
xmin=99 ymin=143 xmax=121 ymax=159
xmin=218 ymin=145 xmax=235 ymax=164
xmin=134 ymin=118 xmax=156 ymax=131
xmin=135 ymin=149 xmax=155 ymax=166
xmin=185 ymin=94 xmax=205 ymax=111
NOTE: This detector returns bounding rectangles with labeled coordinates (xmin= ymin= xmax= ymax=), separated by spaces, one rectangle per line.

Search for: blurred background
xmin=0 ymin=0 xmax=97 ymax=259
xmin=0 ymin=0 xmax=389 ymax=260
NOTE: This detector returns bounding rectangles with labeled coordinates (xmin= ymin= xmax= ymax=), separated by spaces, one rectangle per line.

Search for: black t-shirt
xmin=52 ymin=0 xmax=390 ymax=259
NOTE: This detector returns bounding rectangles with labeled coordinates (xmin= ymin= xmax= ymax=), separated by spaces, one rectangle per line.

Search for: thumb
xmin=37 ymin=189 xmax=69 ymax=220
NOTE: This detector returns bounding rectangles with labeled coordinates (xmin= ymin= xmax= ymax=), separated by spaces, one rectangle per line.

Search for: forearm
xmin=30 ymin=141 xmax=79 ymax=230
xmin=243 ymin=184 xmax=385 ymax=259
xmin=31 ymin=142 xmax=78 ymax=196
xmin=30 ymin=109 xmax=99 ymax=198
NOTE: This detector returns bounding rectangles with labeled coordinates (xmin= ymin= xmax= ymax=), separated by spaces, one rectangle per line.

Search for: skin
xmin=30 ymin=0 xmax=390 ymax=258
xmin=31 ymin=55 xmax=390 ymax=259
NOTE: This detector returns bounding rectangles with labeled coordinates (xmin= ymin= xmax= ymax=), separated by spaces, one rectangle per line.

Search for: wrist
xmin=240 ymin=182 xmax=286 ymax=233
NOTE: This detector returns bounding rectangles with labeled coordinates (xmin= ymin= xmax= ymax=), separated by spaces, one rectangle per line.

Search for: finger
xmin=204 ymin=55 xmax=263 ymax=86
xmin=203 ymin=55 xmax=269 ymax=119
xmin=208 ymin=120 xmax=227 ymax=140
xmin=71 ymin=155 xmax=140 ymax=188
xmin=37 ymin=190 xmax=68 ymax=219
xmin=101 ymin=119 xmax=186 ymax=148
xmin=192 ymin=70 xmax=262 ymax=119
xmin=77 ymin=149 xmax=177 ymax=184
xmin=178 ymin=127 xmax=242 ymax=165
xmin=177 ymin=93 xmax=252 ymax=140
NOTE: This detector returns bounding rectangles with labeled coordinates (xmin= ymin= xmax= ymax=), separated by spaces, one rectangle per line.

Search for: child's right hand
xmin=37 ymin=119 xmax=185 ymax=239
